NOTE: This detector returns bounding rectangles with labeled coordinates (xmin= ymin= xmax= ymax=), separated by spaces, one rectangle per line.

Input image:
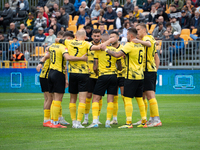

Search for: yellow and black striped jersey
xmin=142 ymin=35 xmax=157 ymax=72
xmin=116 ymin=44 xmax=126 ymax=78
xmin=121 ymin=42 xmax=144 ymax=80
xmin=49 ymin=43 xmax=68 ymax=74
xmin=39 ymin=59 xmax=50 ymax=79
xmin=64 ymin=40 xmax=92 ymax=74
xmin=94 ymin=46 xmax=120 ymax=77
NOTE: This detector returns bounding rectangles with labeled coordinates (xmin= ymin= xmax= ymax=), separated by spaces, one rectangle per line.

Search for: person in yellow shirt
xmin=101 ymin=28 xmax=147 ymax=128
xmin=87 ymin=33 xmax=122 ymax=128
xmin=132 ymin=23 xmax=162 ymax=127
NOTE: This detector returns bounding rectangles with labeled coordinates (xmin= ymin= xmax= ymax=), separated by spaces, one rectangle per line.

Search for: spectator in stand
xmin=121 ymin=22 xmax=131 ymax=38
xmin=114 ymin=11 xmax=124 ymax=31
xmin=85 ymin=26 xmax=93 ymax=41
xmin=169 ymin=31 xmax=185 ymax=66
xmin=33 ymin=12 xmax=47 ymax=35
xmin=77 ymin=1 xmax=91 ymax=15
xmin=38 ymin=7 xmax=49 ymax=27
xmin=155 ymin=8 xmax=169 ymax=23
xmin=56 ymin=7 xmax=69 ymax=28
xmin=160 ymin=30 xmax=173 ymax=58
xmin=137 ymin=0 xmax=147 ymax=9
xmin=7 ymin=23 xmax=19 ymax=41
xmin=113 ymin=0 xmax=127 ymax=17
xmin=48 ymin=3 xmax=59 ymax=18
xmin=74 ymin=0 xmax=85 ymax=12
xmin=9 ymin=37 xmax=20 ymax=52
xmin=17 ymin=24 xmax=28 ymax=41
xmin=25 ymin=12 xmax=35 ymax=31
xmin=90 ymin=0 xmax=102 ymax=11
xmin=190 ymin=11 xmax=200 ymax=30
xmin=18 ymin=0 xmax=29 ymax=12
xmin=154 ymin=1 xmax=162 ymax=10
xmin=9 ymin=0 xmax=19 ymax=13
xmin=99 ymin=23 xmax=107 ymax=35
xmin=153 ymin=22 xmax=166 ymax=40
xmin=166 ymin=22 xmax=175 ymax=36
xmin=190 ymin=27 xmax=200 ymax=48
xmin=91 ymin=4 xmax=101 ymax=20
xmin=132 ymin=20 xmax=139 ymax=28
xmin=0 ymin=33 xmax=9 ymax=60
xmin=0 ymin=3 xmax=13 ymax=33
xmin=63 ymin=0 xmax=75 ymax=17
xmin=102 ymin=2 xmax=107 ymax=11
xmin=124 ymin=0 xmax=134 ymax=14
xmin=147 ymin=5 xmax=157 ymax=26
xmin=97 ymin=9 xmax=105 ymax=25
xmin=45 ymin=17 xmax=61 ymax=33
xmin=170 ymin=16 xmax=181 ymax=33
xmin=37 ymin=0 xmax=48 ymax=8
xmin=42 ymin=29 xmax=56 ymax=47
xmin=169 ymin=4 xmax=181 ymax=19
xmin=34 ymin=27 xmax=46 ymax=46
xmin=106 ymin=0 xmax=113 ymax=6
xmin=9 ymin=48 xmax=26 ymax=68
xmin=129 ymin=11 xmax=137 ymax=23
xmin=171 ymin=0 xmax=184 ymax=11
xmin=133 ymin=6 xmax=145 ymax=22
xmin=143 ymin=0 xmax=154 ymax=12
xmin=179 ymin=10 xmax=190 ymax=29
xmin=190 ymin=7 xmax=196 ymax=19
xmin=184 ymin=0 xmax=195 ymax=13
xmin=102 ymin=5 xmax=117 ymax=28
xmin=84 ymin=16 xmax=93 ymax=28
xmin=77 ymin=9 xmax=88 ymax=27
xmin=45 ymin=0 xmax=59 ymax=9
xmin=157 ymin=16 xmax=166 ymax=28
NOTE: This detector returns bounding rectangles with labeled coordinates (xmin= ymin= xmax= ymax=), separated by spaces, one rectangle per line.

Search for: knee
xmin=87 ymin=93 xmax=92 ymax=99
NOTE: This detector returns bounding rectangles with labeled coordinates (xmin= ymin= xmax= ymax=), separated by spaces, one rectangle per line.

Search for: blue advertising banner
xmin=0 ymin=69 xmax=200 ymax=94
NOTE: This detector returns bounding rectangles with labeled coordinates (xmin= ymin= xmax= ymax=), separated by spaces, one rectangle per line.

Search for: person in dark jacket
xmin=124 ymin=0 xmax=134 ymax=14
xmin=34 ymin=27 xmax=46 ymax=46
xmin=77 ymin=9 xmax=88 ymax=26
xmin=137 ymin=0 xmax=147 ymax=8
xmin=155 ymin=8 xmax=169 ymax=23
xmin=63 ymin=0 xmax=75 ymax=16
xmin=113 ymin=0 xmax=127 ymax=17
xmin=143 ymin=0 xmax=154 ymax=12
xmin=25 ymin=12 xmax=35 ymax=30
xmin=0 ymin=33 xmax=9 ymax=60
xmin=37 ymin=0 xmax=48 ymax=8
xmin=114 ymin=11 xmax=124 ymax=30
xmin=190 ymin=11 xmax=200 ymax=30
xmin=179 ymin=10 xmax=190 ymax=29
xmin=18 ymin=0 xmax=29 ymax=12
xmin=7 ymin=23 xmax=19 ymax=41
xmin=102 ymin=5 xmax=117 ymax=28
xmin=0 ymin=3 xmax=13 ymax=33
xmin=128 ymin=11 xmax=137 ymax=23
xmin=56 ymin=7 xmax=69 ymax=28
xmin=85 ymin=26 xmax=93 ymax=41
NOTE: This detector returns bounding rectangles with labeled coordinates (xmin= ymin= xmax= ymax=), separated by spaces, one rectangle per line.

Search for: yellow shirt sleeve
xmin=61 ymin=45 xmax=68 ymax=55
xmin=94 ymin=50 xmax=99 ymax=59
xmin=121 ymin=43 xmax=131 ymax=54
xmin=64 ymin=39 xmax=70 ymax=48
xmin=143 ymin=36 xmax=151 ymax=42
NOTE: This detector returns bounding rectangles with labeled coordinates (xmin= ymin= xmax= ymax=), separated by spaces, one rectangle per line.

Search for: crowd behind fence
xmin=0 ymin=40 xmax=199 ymax=69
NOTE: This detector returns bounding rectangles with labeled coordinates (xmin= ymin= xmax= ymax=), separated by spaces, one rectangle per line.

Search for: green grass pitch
xmin=0 ymin=93 xmax=200 ymax=150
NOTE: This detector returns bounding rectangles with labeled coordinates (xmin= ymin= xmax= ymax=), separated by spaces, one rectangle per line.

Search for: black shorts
xmin=88 ymin=78 xmax=97 ymax=93
xmin=69 ymin=73 xmax=89 ymax=94
xmin=48 ymin=69 xmax=65 ymax=93
xmin=124 ymin=79 xmax=144 ymax=98
xmin=117 ymin=77 xmax=125 ymax=87
xmin=40 ymin=77 xmax=49 ymax=92
xmin=93 ymin=74 xmax=118 ymax=96
xmin=143 ymin=72 xmax=157 ymax=92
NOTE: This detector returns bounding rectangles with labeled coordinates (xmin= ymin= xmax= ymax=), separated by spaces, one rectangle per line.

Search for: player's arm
xmin=55 ymin=38 xmax=62 ymax=43
xmin=90 ymin=38 xmax=116 ymax=51
xmin=116 ymin=60 xmax=122 ymax=71
xmin=63 ymin=53 xmax=88 ymax=61
xmin=154 ymin=53 xmax=160 ymax=70
xmin=65 ymin=65 xmax=69 ymax=88
xmin=36 ymin=52 xmax=50 ymax=72
xmin=105 ymin=49 xmax=125 ymax=58
xmin=93 ymin=58 xmax=98 ymax=76
xmin=132 ymin=39 xmax=151 ymax=47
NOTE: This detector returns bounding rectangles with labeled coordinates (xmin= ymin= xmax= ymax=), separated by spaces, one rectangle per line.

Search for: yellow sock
xmin=59 ymin=105 xmax=62 ymax=118
xmin=124 ymin=97 xmax=133 ymax=124
xmin=98 ymin=99 xmax=103 ymax=116
xmin=143 ymin=99 xmax=148 ymax=118
xmin=77 ymin=103 xmax=86 ymax=122
xmin=107 ymin=102 xmax=113 ymax=121
xmin=136 ymin=97 xmax=146 ymax=122
xmin=92 ymin=102 xmax=99 ymax=120
xmin=113 ymin=96 xmax=118 ymax=117
xmin=149 ymin=98 xmax=159 ymax=117
xmin=50 ymin=100 xmax=54 ymax=120
xmin=85 ymin=98 xmax=91 ymax=114
xmin=44 ymin=109 xmax=50 ymax=121
xmin=52 ymin=101 xmax=61 ymax=121
xmin=69 ymin=103 xmax=76 ymax=121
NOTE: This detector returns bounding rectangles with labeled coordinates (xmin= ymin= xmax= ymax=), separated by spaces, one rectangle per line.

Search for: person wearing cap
xmin=155 ymin=7 xmax=169 ymax=23
xmin=190 ymin=11 xmax=200 ymax=30
xmin=7 ymin=22 xmax=19 ymax=41
xmin=169 ymin=31 xmax=184 ymax=66
xmin=170 ymin=0 xmax=184 ymax=11
xmin=170 ymin=16 xmax=182 ymax=33
xmin=169 ymin=4 xmax=181 ymax=19
xmin=9 ymin=37 xmax=20 ymax=52
xmin=179 ymin=9 xmax=190 ymax=29
xmin=153 ymin=22 xmax=166 ymax=40
xmin=9 ymin=48 xmax=26 ymax=68
xmin=34 ymin=27 xmax=46 ymax=46
xmin=17 ymin=23 xmax=29 ymax=41
xmin=33 ymin=12 xmax=47 ymax=35
xmin=24 ymin=12 xmax=35 ymax=31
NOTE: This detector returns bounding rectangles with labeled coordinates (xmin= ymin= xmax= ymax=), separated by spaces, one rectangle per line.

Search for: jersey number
xmin=74 ymin=47 xmax=79 ymax=56
xmin=138 ymin=50 xmax=143 ymax=64
xmin=106 ymin=54 xmax=111 ymax=68
xmin=50 ymin=50 xmax=56 ymax=64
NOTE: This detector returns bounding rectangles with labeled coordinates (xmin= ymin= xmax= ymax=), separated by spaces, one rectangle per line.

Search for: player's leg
xmin=97 ymin=96 xmax=103 ymax=125
xmin=105 ymin=94 xmax=114 ymax=128
xmin=111 ymin=92 xmax=118 ymax=125
xmin=83 ymin=92 xmax=92 ymax=124
xmin=69 ymin=93 xmax=77 ymax=128
xmin=59 ymin=105 xmax=70 ymax=125
xmin=43 ymin=92 xmax=52 ymax=127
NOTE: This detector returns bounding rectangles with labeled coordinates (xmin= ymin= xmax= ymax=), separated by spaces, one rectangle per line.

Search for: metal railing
xmin=0 ymin=40 xmax=200 ymax=69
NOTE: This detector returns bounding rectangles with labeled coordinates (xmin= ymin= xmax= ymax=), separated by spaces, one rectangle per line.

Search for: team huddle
xmin=36 ymin=23 xmax=162 ymax=129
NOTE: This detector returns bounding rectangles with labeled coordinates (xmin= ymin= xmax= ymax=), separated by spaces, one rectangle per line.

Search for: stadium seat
xmin=192 ymin=29 xmax=197 ymax=34
xmin=165 ymin=8 xmax=170 ymax=14
xmin=93 ymin=25 xmax=97 ymax=29
xmin=67 ymin=25 xmax=77 ymax=34
xmin=70 ymin=20 xmax=77 ymax=26
xmin=98 ymin=25 xmax=107 ymax=30
xmin=181 ymin=29 xmax=190 ymax=36
xmin=69 ymin=15 xmax=72 ymax=24
xmin=73 ymin=15 xmax=79 ymax=21
xmin=13 ymin=11 xmax=27 ymax=21
xmin=31 ymin=36 xmax=35 ymax=42
xmin=9 ymin=41 xmax=13 ymax=45
xmin=146 ymin=25 xmax=149 ymax=31
xmin=138 ymin=9 xmax=143 ymax=13
xmin=148 ymin=24 xmax=156 ymax=34
xmin=78 ymin=25 xmax=84 ymax=30
xmin=92 ymin=20 xmax=98 ymax=24
xmin=125 ymin=15 xmax=129 ymax=18
xmin=180 ymin=34 xmax=190 ymax=45
xmin=32 ymin=46 xmax=45 ymax=57
xmin=108 ymin=25 xmax=113 ymax=30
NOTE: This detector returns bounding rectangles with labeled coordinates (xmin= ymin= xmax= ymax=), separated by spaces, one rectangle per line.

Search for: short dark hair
xmin=114 ymin=0 xmax=119 ymax=2
xmin=166 ymin=22 xmax=171 ymax=27
xmin=57 ymin=31 xmax=65 ymax=36
xmin=110 ymin=31 xmax=119 ymax=36
xmin=61 ymin=6 xmax=65 ymax=11
xmin=92 ymin=29 xmax=101 ymax=34
xmin=170 ymin=4 xmax=176 ymax=8
xmin=158 ymin=22 xmax=163 ymax=26
xmin=63 ymin=31 xmax=75 ymax=38
xmin=136 ymin=23 xmax=147 ymax=29
xmin=85 ymin=26 xmax=91 ymax=30
xmin=128 ymin=28 xmax=137 ymax=36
